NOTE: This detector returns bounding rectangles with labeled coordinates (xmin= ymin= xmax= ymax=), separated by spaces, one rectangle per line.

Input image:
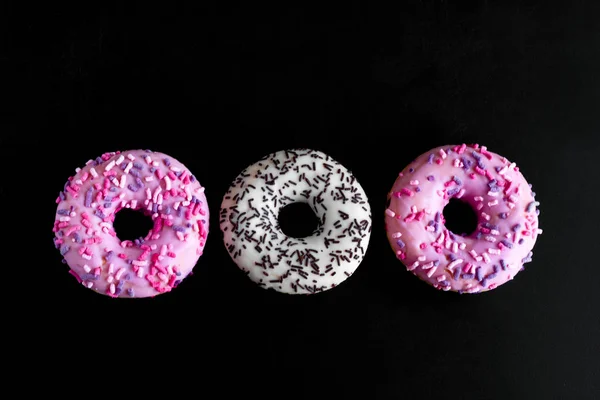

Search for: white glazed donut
xmin=219 ymin=149 xmax=372 ymax=294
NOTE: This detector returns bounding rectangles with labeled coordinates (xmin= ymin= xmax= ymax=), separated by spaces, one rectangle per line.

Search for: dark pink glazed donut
xmin=53 ymin=149 xmax=209 ymax=298
xmin=385 ymin=144 xmax=541 ymax=293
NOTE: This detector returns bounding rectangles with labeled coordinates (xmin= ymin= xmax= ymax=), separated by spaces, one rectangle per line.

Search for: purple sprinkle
xmin=106 ymin=251 xmax=114 ymax=261
xmin=172 ymin=225 xmax=186 ymax=232
xmin=124 ymin=273 xmax=132 ymax=281
xmin=129 ymin=169 xmax=141 ymax=178
xmin=164 ymin=206 xmax=172 ymax=215
xmin=164 ymin=158 xmax=171 ymax=166
xmin=73 ymin=232 xmax=82 ymax=243
xmin=415 ymin=187 xmax=421 ymax=192
xmin=127 ymin=288 xmax=135 ymax=296
xmin=487 ymin=179 xmax=497 ymax=188
xmin=152 ymin=203 xmax=159 ymax=213
xmin=532 ymin=191 xmax=536 ymax=198
xmin=53 ymin=238 xmax=61 ymax=248
xmin=480 ymin=279 xmax=488 ymax=287
xmin=186 ymin=222 xmax=192 ymax=228
xmin=128 ymin=184 xmax=139 ymax=192
xmin=80 ymin=273 xmax=98 ymax=281
xmin=512 ymin=223 xmax=521 ymax=232
xmin=117 ymin=280 xmax=125 ymax=289
xmin=56 ymin=230 xmax=64 ymax=237
xmin=499 ymin=212 xmax=508 ymax=219
xmin=427 ymin=154 xmax=435 ymax=164
xmin=149 ymin=167 xmax=156 ymax=173
xmin=62 ymin=259 xmax=67 ymax=264
xmin=448 ymin=232 xmax=457 ymax=241
xmin=461 ymin=273 xmax=474 ymax=280
xmin=453 ymin=268 xmax=461 ymax=280
xmin=536 ymin=209 xmax=540 ymax=215
xmin=427 ymin=175 xmax=435 ymax=181
xmin=176 ymin=271 xmax=182 ymax=276
xmin=528 ymin=183 xmax=533 ymax=188
xmin=495 ymin=166 xmax=502 ymax=172
xmin=453 ymin=176 xmax=462 ymax=185
xmin=493 ymin=265 xmax=499 ymax=273
xmin=190 ymin=175 xmax=196 ymax=182
xmin=145 ymin=149 xmax=152 ymax=153
xmin=433 ymin=260 xmax=440 ymax=267
xmin=477 ymin=160 xmax=486 ymax=170
xmin=95 ymin=210 xmax=106 ymax=219
xmin=135 ymin=177 xmax=144 ymax=187
xmin=471 ymin=151 xmax=480 ymax=160
xmin=440 ymin=280 xmax=450 ymax=286
xmin=85 ymin=188 xmax=93 ymax=207
xmin=201 ymin=219 xmax=206 ymax=224
xmin=60 ymin=245 xmax=70 ymax=255
xmin=57 ymin=209 xmax=70 ymax=216
xmin=434 ymin=212 xmax=441 ymax=222
xmin=104 ymin=202 xmax=111 ymax=208
xmin=396 ymin=239 xmax=405 ymax=249
xmin=127 ymin=259 xmax=133 ymax=264
xmin=434 ymin=223 xmax=439 ymax=233
xmin=133 ymin=162 xmax=144 ymax=170
xmin=177 ymin=208 xmax=184 ymax=218
xmin=447 ymin=187 xmax=459 ymax=196
xmin=175 ymin=171 xmax=183 ymax=177
xmin=121 ymin=162 xmax=128 ymax=170
xmin=427 ymin=220 xmax=435 ymax=227
xmin=500 ymin=239 xmax=513 ymax=249
xmin=114 ymin=288 xmax=123 ymax=296
xmin=475 ymin=266 xmax=483 ymax=281
xmin=174 ymin=279 xmax=182 ymax=286
xmin=409 ymin=167 xmax=414 ymax=173
xmin=500 ymin=259 xmax=507 ymax=270
xmin=476 ymin=232 xmax=482 ymax=240
xmin=448 ymin=254 xmax=457 ymax=262
xmin=59 ymin=191 xmax=66 ymax=201
xmin=519 ymin=238 xmax=525 ymax=245
xmin=92 ymin=160 xmax=99 ymax=166
xmin=109 ymin=186 xmax=117 ymax=192
xmin=486 ymin=272 xmax=498 ymax=280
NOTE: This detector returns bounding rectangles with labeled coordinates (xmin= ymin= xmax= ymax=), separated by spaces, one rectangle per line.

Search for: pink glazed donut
xmin=53 ymin=149 xmax=209 ymax=298
xmin=385 ymin=144 xmax=542 ymax=293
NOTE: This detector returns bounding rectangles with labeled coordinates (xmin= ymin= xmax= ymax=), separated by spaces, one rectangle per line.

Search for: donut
xmin=219 ymin=149 xmax=372 ymax=294
xmin=53 ymin=149 xmax=209 ymax=298
xmin=384 ymin=143 xmax=541 ymax=293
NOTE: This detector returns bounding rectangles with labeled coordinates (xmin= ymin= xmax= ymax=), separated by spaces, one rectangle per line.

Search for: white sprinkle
xmin=130 ymin=199 xmax=137 ymax=209
xmin=445 ymin=239 xmax=452 ymax=249
xmin=447 ymin=258 xmax=463 ymax=270
xmin=115 ymin=267 xmax=126 ymax=280
xmin=498 ymin=165 xmax=509 ymax=175
xmin=418 ymin=255 xmax=426 ymax=262
xmin=176 ymin=231 xmax=185 ymax=241
xmin=482 ymin=253 xmax=492 ymax=263
xmin=422 ymin=262 xmax=434 ymax=270
xmin=488 ymin=248 xmax=501 ymax=255
xmin=109 ymin=283 xmax=116 ymax=294
xmin=425 ymin=226 xmax=435 ymax=232
xmin=536 ymin=228 xmax=543 ymax=235
xmin=127 ymin=153 xmax=136 ymax=161
xmin=391 ymin=232 xmax=402 ymax=238
xmin=118 ymin=192 xmax=126 ymax=200
xmin=83 ymin=264 xmax=91 ymax=273
xmin=111 ymin=177 xmax=120 ymax=186
xmin=409 ymin=180 xmax=419 ymax=186
xmin=137 ymin=267 xmax=145 ymax=277
xmin=170 ymin=166 xmax=181 ymax=172
xmin=437 ymin=275 xmax=447 ymax=282
xmin=182 ymin=200 xmax=190 ymax=207
xmin=158 ymin=273 xmax=168 ymax=282
xmin=487 ymin=191 xmax=499 ymax=197
xmin=427 ymin=266 xmax=437 ymax=278
xmin=75 ymin=167 xmax=81 ymax=173
xmin=145 ymin=155 xmax=152 ymax=165
xmin=164 ymin=175 xmax=172 ymax=190
xmin=59 ymin=216 xmax=70 ymax=222
xmin=147 ymin=203 xmax=153 ymax=211
xmin=452 ymin=242 xmax=458 ymax=253
xmin=484 ymin=235 xmax=496 ymax=242
xmin=146 ymin=188 xmax=152 ymax=200
xmin=385 ymin=209 xmax=395 ymax=218
xmin=469 ymin=249 xmax=478 ymax=259
xmin=99 ymin=222 xmax=111 ymax=229
xmin=108 ymin=263 xmax=114 ymax=274
xmin=196 ymin=186 xmax=206 ymax=193
xmin=85 ymin=281 xmax=93 ymax=288
xmin=437 ymin=190 xmax=445 ymax=197
xmin=132 ymin=260 xmax=148 ymax=267
xmin=90 ymin=167 xmax=98 ymax=178
xmin=507 ymin=202 xmax=516 ymax=209
xmin=456 ymin=188 xmax=466 ymax=198
xmin=436 ymin=232 xmax=445 ymax=244
xmin=424 ymin=208 xmax=432 ymax=214
xmin=408 ymin=261 xmax=419 ymax=271
xmin=153 ymin=187 xmax=162 ymax=203
xmin=150 ymin=244 xmax=157 ymax=250
xmin=115 ymin=155 xmax=125 ymax=165
xmin=145 ymin=176 xmax=154 ymax=182
xmin=157 ymin=193 xmax=163 ymax=205
xmin=439 ymin=148 xmax=447 ymax=159
xmin=75 ymin=179 xmax=83 ymax=185
xmin=481 ymin=212 xmax=490 ymax=220
xmin=124 ymin=162 xmax=133 ymax=174
xmin=474 ymin=196 xmax=484 ymax=202
xmin=173 ymin=201 xmax=180 ymax=210
xmin=411 ymin=205 xmax=417 ymax=213
xmin=459 ymin=243 xmax=466 ymax=250
xmin=81 ymin=254 xmax=92 ymax=260
xmin=105 ymin=160 xmax=116 ymax=171
xmin=152 ymin=161 xmax=159 ymax=167
xmin=490 ymin=229 xmax=500 ymax=236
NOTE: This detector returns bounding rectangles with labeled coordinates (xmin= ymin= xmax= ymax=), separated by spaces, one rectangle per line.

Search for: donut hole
xmin=278 ymin=202 xmax=320 ymax=238
xmin=113 ymin=208 xmax=154 ymax=241
xmin=443 ymin=198 xmax=478 ymax=237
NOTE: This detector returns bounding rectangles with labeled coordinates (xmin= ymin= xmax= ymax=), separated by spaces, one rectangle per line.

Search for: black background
xmin=5 ymin=1 xmax=600 ymax=398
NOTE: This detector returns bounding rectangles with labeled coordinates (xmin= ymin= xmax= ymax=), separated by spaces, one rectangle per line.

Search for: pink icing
xmin=53 ymin=149 xmax=209 ymax=298
xmin=385 ymin=144 xmax=541 ymax=293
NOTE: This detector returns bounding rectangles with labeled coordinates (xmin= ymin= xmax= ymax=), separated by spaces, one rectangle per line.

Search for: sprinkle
xmin=127 ymin=153 xmax=136 ymax=161
xmin=408 ymin=261 xmax=419 ymax=271
xmin=427 ymin=175 xmax=435 ymax=182
xmin=447 ymin=258 xmax=463 ymax=270
xmin=482 ymin=253 xmax=491 ymax=263
xmin=453 ymin=176 xmax=462 ymax=185
xmin=427 ymin=154 xmax=435 ymax=164
xmin=396 ymin=239 xmax=405 ymax=249
xmin=439 ymin=148 xmax=447 ymax=159
xmin=426 ymin=266 xmax=437 ymax=278
xmin=391 ymin=232 xmax=402 ymax=238
xmin=527 ymin=201 xmax=540 ymax=212
xmin=105 ymin=160 xmax=116 ymax=171
xmin=409 ymin=180 xmax=419 ymax=186
xmin=385 ymin=209 xmax=395 ymax=217
xmin=128 ymin=184 xmax=139 ymax=192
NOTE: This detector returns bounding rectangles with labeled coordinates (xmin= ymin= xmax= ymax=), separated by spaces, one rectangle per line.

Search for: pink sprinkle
xmin=435 ymin=158 xmax=443 ymax=165
xmin=436 ymin=275 xmax=446 ymax=282
xmin=403 ymin=213 xmax=415 ymax=222
xmin=469 ymin=249 xmax=478 ymax=260
xmin=447 ymin=258 xmax=463 ymax=270
xmin=401 ymin=188 xmax=414 ymax=197
xmin=463 ymin=263 xmax=472 ymax=273
xmin=167 ymin=251 xmax=176 ymax=258
xmin=419 ymin=243 xmax=427 ymax=249
xmin=458 ymin=143 xmax=466 ymax=154
xmin=118 ymin=253 xmax=127 ymax=259
xmin=469 ymin=173 xmax=476 ymax=179
xmin=475 ymin=166 xmax=486 ymax=175
xmin=415 ymin=210 xmax=425 ymax=221
xmin=439 ymin=148 xmax=447 ymax=159
xmin=168 ymin=171 xmax=177 ymax=181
